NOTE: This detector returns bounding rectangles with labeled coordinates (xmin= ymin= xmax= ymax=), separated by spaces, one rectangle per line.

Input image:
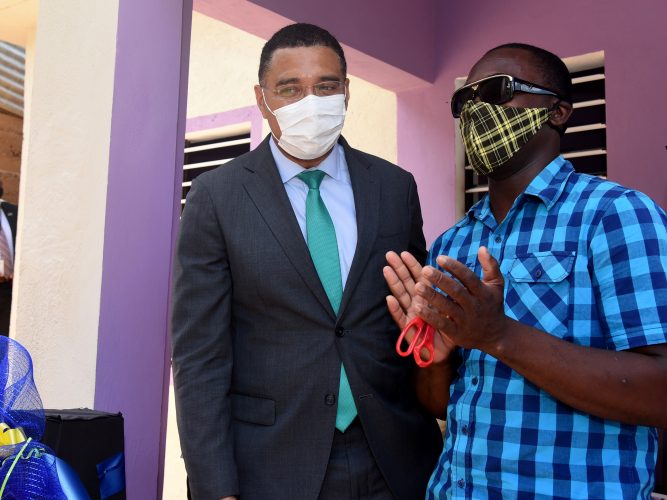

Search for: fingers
xmin=399 ymin=251 xmax=424 ymax=283
xmin=414 ymin=296 xmax=457 ymax=335
xmin=406 ymin=251 xmax=507 ymax=352
xmin=383 ymin=264 xmax=412 ymax=312
xmin=385 ymin=251 xmax=422 ymax=290
xmin=383 ymin=263 xmax=404 ymax=292
xmin=385 ymin=250 xmax=404 ymax=269
xmin=385 ymin=251 xmax=424 ymax=313
xmin=414 ymin=281 xmax=465 ymax=323
xmin=434 ymin=254 xmax=482 ymax=295
xmin=478 ymin=246 xmax=504 ymax=286
xmin=419 ymin=266 xmax=474 ymax=312
xmin=385 ymin=295 xmax=408 ymax=329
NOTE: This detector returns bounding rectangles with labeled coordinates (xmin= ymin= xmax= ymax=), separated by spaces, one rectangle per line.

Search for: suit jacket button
xmin=325 ymin=394 xmax=336 ymax=406
xmin=335 ymin=327 xmax=345 ymax=337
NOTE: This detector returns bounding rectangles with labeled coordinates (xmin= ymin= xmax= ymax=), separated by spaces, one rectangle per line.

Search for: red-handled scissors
xmin=395 ymin=317 xmax=435 ymax=368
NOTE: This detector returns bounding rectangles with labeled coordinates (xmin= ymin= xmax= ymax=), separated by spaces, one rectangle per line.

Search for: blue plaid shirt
xmin=427 ymin=156 xmax=667 ymax=499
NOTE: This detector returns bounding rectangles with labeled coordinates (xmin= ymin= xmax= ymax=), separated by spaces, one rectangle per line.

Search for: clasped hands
xmin=383 ymin=247 xmax=508 ymax=362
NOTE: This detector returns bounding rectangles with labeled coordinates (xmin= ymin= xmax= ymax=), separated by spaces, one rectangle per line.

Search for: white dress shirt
xmin=269 ymin=138 xmax=357 ymax=287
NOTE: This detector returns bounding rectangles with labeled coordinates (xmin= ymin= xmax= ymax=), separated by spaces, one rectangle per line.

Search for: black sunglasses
xmin=451 ymin=74 xmax=561 ymax=118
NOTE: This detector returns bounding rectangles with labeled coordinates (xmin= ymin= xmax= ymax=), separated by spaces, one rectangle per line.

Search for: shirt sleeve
xmin=590 ymin=189 xmax=667 ymax=350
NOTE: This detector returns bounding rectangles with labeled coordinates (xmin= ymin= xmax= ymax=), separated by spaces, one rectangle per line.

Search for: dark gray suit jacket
xmin=171 ymin=136 xmax=442 ymax=500
xmin=0 ymin=202 xmax=16 ymax=247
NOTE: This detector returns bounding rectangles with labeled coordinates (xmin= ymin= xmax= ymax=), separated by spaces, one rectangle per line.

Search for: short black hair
xmin=486 ymin=43 xmax=573 ymax=104
xmin=258 ymin=23 xmax=347 ymax=85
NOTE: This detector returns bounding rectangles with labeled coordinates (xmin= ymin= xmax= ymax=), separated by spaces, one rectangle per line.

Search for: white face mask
xmin=263 ymin=92 xmax=347 ymax=160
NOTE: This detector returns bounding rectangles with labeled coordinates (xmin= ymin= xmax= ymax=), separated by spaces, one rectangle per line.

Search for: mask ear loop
xmin=261 ymin=88 xmax=277 ymax=116
xmin=261 ymin=88 xmax=283 ymax=145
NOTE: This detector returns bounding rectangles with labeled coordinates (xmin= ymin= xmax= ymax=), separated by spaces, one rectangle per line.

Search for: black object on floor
xmin=42 ymin=408 xmax=125 ymax=500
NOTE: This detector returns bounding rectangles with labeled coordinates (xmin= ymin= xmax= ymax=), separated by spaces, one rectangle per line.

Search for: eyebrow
xmin=275 ymin=75 xmax=343 ymax=86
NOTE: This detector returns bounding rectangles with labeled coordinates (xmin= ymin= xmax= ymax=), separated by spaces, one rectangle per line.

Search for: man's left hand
xmin=413 ymin=246 xmax=507 ymax=353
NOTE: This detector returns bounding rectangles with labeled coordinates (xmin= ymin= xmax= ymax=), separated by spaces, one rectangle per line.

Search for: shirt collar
xmin=523 ymin=155 xmax=574 ymax=210
xmin=269 ymin=136 xmax=343 ymax=183
xmin=465 ymin=155 xmax=574 ymax=225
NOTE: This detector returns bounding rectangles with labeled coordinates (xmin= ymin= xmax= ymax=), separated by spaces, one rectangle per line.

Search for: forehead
xmin=264 ymin=45 xmax=343 ymax=83
xmin=466 ymin=48 xmax=545 ymax=86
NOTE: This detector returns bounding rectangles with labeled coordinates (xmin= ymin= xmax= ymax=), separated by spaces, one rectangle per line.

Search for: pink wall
xmin=399 ymin=0 xmax=667 ymax=244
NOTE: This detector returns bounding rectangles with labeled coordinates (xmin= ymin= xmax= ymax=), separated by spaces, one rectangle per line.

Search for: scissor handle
xmin=413 ymin=325 xmax=435 ymax=368
xmin=396 ymin=317 xmax=425 ymax=356
xmin=395 ymin=317 xmax=435 ymax=367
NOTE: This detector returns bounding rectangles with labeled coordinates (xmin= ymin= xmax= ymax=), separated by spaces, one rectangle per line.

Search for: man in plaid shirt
xmin=385 ymin=43 xmax=667 ymax=498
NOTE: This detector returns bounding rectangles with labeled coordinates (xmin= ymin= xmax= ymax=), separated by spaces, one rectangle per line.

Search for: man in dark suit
xmin=0 ymin=180 xmax=17 ymax=336
xmin=171 ymin=23 xmax=441 ymax=500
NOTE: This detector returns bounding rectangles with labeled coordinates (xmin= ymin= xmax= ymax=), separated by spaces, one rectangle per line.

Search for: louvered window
xmin=0 ymin=41 xmax=25 ymax=117
xmin=182 ymin=131 xmax=251 ymax=208
xmin=456 ymin=51 xmax=606 ymax=216
xmin=560 ymin=66 xmax=606 ymax=177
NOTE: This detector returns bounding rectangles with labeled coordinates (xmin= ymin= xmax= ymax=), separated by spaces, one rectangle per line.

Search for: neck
xmin=487 ymin=130 xmax=560 ymax=223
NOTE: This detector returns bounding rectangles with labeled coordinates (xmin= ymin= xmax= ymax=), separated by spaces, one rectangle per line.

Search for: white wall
xmin=12 ymin=0 xmax=120 ymax=408
xmin=187 ymin=11 xmax=397 ymax=162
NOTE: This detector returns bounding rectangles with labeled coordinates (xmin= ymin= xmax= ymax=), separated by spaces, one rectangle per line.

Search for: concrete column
xmin=13 ymin=0 xmax=120 ymax=407
xmin=12 ymin=0 xmax=192 ymax=497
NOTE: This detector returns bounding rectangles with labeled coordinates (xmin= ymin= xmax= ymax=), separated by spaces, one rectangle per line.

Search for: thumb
xmin=478 ymin=246 xmax=503 ymax=286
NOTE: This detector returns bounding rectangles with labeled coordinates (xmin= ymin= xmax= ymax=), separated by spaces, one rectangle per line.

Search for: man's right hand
xmin=383 ymin=251 xmax=422 ymax=329
xmin=384 ymin=251 xmax=456 ymax=364
xmin=384 ymin=251 xmax=458 ymax=417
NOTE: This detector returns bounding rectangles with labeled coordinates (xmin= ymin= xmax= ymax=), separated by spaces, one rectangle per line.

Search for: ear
xmin=254 ymin=84 xmax=270 ymax=119
xmin=549 ymin=100 xmax=573 ymax=128
xmin=344 ymin=78 xmax=350 ymax=108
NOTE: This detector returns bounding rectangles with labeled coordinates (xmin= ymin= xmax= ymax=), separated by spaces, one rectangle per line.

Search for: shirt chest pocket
xmin=505 ymin=251 xmax=575 ymax=338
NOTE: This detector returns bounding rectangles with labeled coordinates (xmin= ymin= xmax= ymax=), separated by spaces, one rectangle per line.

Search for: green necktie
xmin=297 ymin=170 xmax=357 ymax=432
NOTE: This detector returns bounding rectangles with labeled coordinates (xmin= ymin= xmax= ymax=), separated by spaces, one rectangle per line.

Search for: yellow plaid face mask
xmin=459 ymin=100 xmax=551 ymax=176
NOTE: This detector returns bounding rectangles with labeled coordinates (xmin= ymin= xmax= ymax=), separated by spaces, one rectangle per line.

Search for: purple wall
xmin=196 ymin=0 xmax=667 ymax=244
xmin=194 ymin=0 xmax=434 ymax=91
xmin=88 ymin=3 xmax=665 ymax=495
xmin=399 ymin=0 xmax=667 ymax=244
xmin=95 ymin=0 xmax=192 ymax=498
xmin=250 ymin=0 xmax=436 ymax=83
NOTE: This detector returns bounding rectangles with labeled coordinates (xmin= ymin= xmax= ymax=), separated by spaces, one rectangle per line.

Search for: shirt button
xmin=494 ymin=236 xmax=502 ymax=243
xmin=325 ymin=394 xmax=336 ymax=406
xmin=471 ymin=376 xmax=478 ymax=386
xmin=457 ymin=479 xmax=465 ymax=489
xmin=335 ymin=326 xmax=345 ymax=337
xmin=535 ymin=269 xmax=543 ymax=278
xmin=462 ymin=425 xmax=469 ymax=435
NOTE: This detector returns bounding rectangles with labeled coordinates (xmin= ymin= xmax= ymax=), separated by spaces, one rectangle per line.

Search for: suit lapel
xmin=241 ymin=137 xmax=336 ymax=319
xmin=338 ymin=140 xmax=380 ymax=318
